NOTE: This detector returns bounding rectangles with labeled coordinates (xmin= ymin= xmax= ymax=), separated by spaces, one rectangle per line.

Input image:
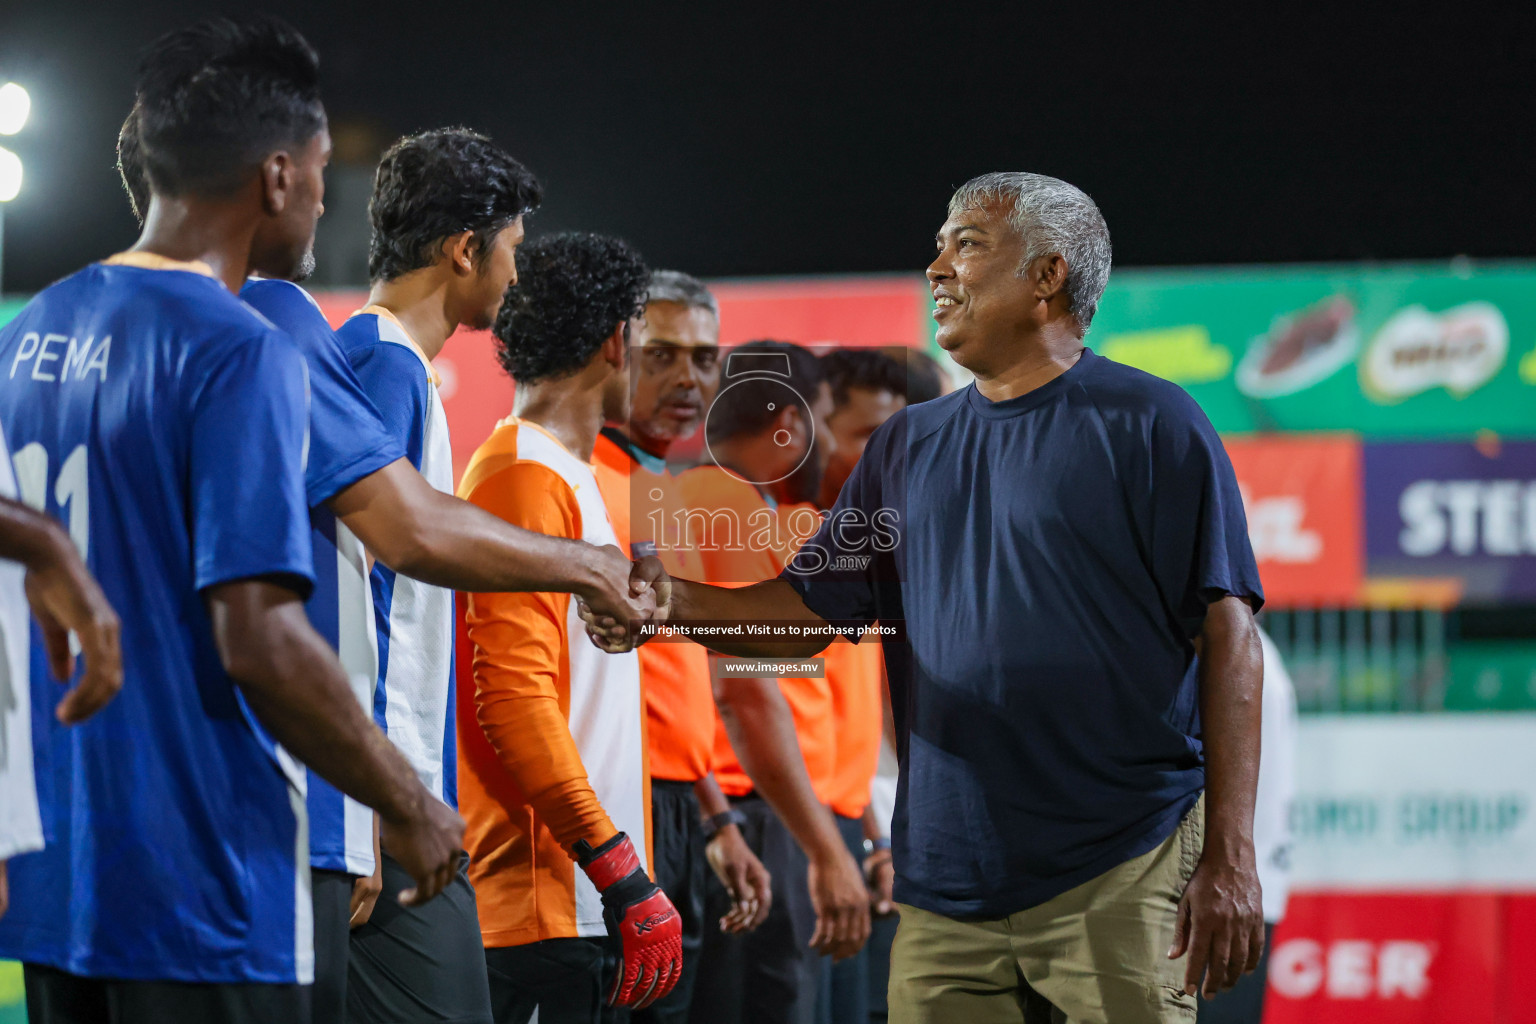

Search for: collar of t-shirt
xmin=964 ymin=347 xmax=1099 ymax=420
xmin=599 ymin=425 xmax=668 ymax=475
xmin=355 ymin=303 xmax=442 ymax=388
xmin=101 ymin=251 xmax=217 ymax=279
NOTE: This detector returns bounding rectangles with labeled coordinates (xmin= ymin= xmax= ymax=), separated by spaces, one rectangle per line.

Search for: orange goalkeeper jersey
xmin=456 ymin=417 xmax=650 ymax=948
xmin=824 ymin=637 xmax=884 ymax=819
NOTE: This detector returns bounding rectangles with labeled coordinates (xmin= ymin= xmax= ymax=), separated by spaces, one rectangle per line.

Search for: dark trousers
xmin=485 ymin=937 xmax=625 ymax=1024
xmin=817 ymin=814 xmax=870 ymax=1024
xmin=1197 ymin=922 xmax=1276 ymax=1024
xmin=632 ymin=779 xmax=707 ymax=1024
xmin=347 ymin=852 xmax=492 ymax=1024
xmin=22 ymin=962 xmax=309 ymax=1024
xmin=864 ymin=914 xmax=897 ymax=1022
xmin=313 ymin=867 xmax=356 ymax=1024
xmin=691 ymin=793 xmax=820 ymax=1024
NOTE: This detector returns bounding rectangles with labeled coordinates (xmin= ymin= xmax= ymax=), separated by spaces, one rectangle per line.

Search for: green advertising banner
xmin=1080 ymin=261 xmax=1536 ymax=438
xmin=6 ymin=260 xmax=1535 ymax=440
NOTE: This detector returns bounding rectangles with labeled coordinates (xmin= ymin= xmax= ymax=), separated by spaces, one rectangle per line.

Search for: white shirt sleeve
xmin=1254 ymin=626 xmax=1299 ymax=923
xmin=0 ymin=422 xmax=44 ymax=861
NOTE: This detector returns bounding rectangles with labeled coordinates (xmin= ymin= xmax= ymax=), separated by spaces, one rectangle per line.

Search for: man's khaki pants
xmin=889 ymin=796 xmax=1203 ymax=1024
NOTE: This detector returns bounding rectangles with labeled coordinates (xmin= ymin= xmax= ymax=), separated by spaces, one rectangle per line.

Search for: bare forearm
xmin=694 ymin=773 xmax=731 ymax=818
xmin=0 ymin=496 xmax=70 ymax=567
xmin=672 ymin=579 xmax=830 ymax=658
xmin=344 ymin=489 xmax=602 ymax=595
xmin=399 ymin=493 xmax=610 ymax=594
xmin=861 ymin=804 xmax=883 ymax=843
xmin=332 ymin=459 xmax=606 ymax=597
xmin=714 ymin=676 xmax=842 ymax=860
xmin=208 ymin=584 xmax=428 ymax=825
xmin=1197 ymin=596 xmax=1264 ymax=854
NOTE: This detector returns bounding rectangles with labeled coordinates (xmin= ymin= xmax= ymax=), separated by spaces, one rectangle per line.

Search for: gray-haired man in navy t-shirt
xmin=593 ymin=172 xmax=1266 ymax=1024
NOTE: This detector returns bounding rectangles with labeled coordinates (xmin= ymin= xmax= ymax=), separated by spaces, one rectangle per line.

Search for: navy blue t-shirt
xmin=781 ymin=347 xmax=1263 ymax=919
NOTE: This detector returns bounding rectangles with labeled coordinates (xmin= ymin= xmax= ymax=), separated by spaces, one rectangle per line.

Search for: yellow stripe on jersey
xmin=101 ymin=251 xmax=217 ymax=278
xmin=354 ymin=304 xmax=441 ymax=387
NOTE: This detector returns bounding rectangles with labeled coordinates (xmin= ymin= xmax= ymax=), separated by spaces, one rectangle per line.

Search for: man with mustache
xmin=591 ymin=271 xmax=774 ymax=1024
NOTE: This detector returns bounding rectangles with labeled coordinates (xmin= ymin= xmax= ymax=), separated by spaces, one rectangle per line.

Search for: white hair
xmin=948 ymin=172 xmax=1112 ymax=331
xmin=646 ymin=269 xmax=719 ymax=320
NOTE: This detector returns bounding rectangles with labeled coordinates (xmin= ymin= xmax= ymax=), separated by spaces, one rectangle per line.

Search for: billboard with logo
xmin=1225 ymin=437 xmax=1363 ymax=606
xmin=1087 ymin=262 xmax=1536 ymax=438
xmin=1267 ymin=715 xmax=1536 ymax=1024
xmin=1364 ymin=442 xmax=1536 ymax=602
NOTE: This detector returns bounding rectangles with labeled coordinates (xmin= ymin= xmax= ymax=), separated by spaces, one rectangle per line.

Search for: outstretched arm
xmin=331 ymin=459 xmax=660 ymax=629
xmin=666 ymin=579 xmax=831 ymax=658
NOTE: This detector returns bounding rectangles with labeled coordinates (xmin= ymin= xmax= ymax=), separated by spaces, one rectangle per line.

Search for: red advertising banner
xmin=1267 ymin=714 xmax=1536 ymax=1023
xmin=314 ymin=277 xmax=930 ymax=481
xmin=710 ymin=275 xmax=929 ymax=347
xmin=1265 ymin=892 xmax=1536 ymax=1024
xmin=1223 ymin=436 xmax=1364 ymax=606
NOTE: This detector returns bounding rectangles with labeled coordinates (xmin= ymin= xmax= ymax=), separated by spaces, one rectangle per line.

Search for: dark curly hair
xmin=494 ymin=232 xmax=649 ymax=385
xmin=134 ymin=15 xmax=325 ymax=199
xmin=368 ymin=128 xmax=543 ymax=283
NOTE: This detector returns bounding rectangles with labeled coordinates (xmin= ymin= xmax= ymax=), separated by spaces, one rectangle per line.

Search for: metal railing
xmin=1262 ymin=607 xmax=1536 ymax=714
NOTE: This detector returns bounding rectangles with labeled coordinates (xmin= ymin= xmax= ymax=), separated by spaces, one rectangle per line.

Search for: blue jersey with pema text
xmin=782 ymin=347 xmax=1264 ymax=920
xmin=0 ymin=255 xmax=317 ymax=982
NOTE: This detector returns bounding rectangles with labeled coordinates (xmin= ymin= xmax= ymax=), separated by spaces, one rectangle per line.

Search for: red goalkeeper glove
xmin=576 ymin=831 xmax=682 ymax=1009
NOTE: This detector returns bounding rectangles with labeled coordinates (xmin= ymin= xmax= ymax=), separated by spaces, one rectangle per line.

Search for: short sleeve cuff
xmin=1182 ymin=581 xmax=1266 ymax=636
xmin=777 ymin=565 xmax=874 ymax=625
xmin=196 ymin=560 xmax=317 ymax=602
xmin=305 ymin=444 xmax=406 ymax=508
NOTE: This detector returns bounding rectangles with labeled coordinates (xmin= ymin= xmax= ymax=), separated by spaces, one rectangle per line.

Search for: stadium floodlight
xmin=0 ymin=83 xmax=29 ymax=136
xmin=0 ymin=146 xmax=21 ymax=202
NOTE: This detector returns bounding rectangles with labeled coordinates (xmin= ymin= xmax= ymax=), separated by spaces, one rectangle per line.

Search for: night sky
xmin=1 ymin=1 xmax=1532 ymax=292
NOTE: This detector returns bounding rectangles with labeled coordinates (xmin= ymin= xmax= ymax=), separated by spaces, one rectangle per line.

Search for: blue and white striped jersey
xmin=0 ymin=254 xmax=315 ymax=982
xmin=240 ymin=279 xmax=404 ymax=876
xmin=336 ymin=308 xmax=457 ymax=808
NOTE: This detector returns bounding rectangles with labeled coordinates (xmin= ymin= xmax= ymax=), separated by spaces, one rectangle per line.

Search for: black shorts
xmin=690 ymin=793 xmax=821 ymax=1024
xmin=313 ymin=867 xmax=357 ymax=1024
xmin=22 ymin=962 xmax=309 ymax=1024
xmin=346 ymin=851 xmax=492 ymax=1024
xmin=630 ymin=778 xmax=707 ymax=1024
xmin=483 ymin=938 xmax=621 ymax=1024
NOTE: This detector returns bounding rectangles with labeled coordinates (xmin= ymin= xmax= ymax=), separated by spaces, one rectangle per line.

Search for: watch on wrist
xmin=702 ymin=808 xmax=747 ymax=840
xmin=862 ymin=836 xmax=892 ymax=856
